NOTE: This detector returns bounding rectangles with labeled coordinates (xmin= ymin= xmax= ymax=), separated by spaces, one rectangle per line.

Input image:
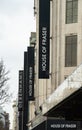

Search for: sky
xmin=0 ymin=0 xmax=35 ymax=128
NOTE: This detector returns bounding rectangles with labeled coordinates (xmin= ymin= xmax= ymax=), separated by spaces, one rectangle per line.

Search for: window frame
xmin=65 ymin=35 xmax=77 ymax=67
xmin=66 ymin=0 xmax=78 ymax=24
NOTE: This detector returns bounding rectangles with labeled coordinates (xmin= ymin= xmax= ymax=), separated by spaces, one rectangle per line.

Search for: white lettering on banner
xmin=51 ymin=124 xmax=77 ymax=129
xmin=42 ymin=27 xmax=47 ymax=46
xmin=42 ymin=46 xmax=46 ymax=53
xmin=41 ymin=27 xmax=47 ymax=71
xmin=42 ymin=54 xmax=46 ymax=71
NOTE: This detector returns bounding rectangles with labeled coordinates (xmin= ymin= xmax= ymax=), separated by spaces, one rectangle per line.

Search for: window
xmin=66 ymin=0 xmax=78 ymax=24
xmin=65 ymin=35 xmax=77 ymax=67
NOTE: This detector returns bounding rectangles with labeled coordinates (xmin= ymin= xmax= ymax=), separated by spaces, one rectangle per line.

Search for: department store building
xmin=27 ymin=0 xmax=82 ymax=129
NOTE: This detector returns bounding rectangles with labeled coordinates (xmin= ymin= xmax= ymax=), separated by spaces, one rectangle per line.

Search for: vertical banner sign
xmin=18 ymin=111 xmax=23 ymax=130
xmin=39 ymin=0 xmax=50 ymax=78
xmin=18 ymin=70 xmax=23 ymax=111
xmin=23 ymin=52 xmax=28 ymax=130
xmin=27 ymin=47 xmax=34 ymax=100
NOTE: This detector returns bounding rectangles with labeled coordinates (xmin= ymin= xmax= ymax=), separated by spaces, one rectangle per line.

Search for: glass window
xmin=66 ymin=0 xmax=78 ymax=24
xmin=65 ymin=35 xmax=77 ymax=67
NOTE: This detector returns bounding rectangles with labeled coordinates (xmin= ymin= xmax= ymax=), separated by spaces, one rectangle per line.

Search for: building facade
xmin=27 ymin=0 xmax=82 ymax=129
xmin=31 ymin=0 xmax=82 ymax=117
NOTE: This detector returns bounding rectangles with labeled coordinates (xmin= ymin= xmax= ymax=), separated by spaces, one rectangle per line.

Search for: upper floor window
xmin=66 ymin=0 xmax=78 ymax=24
xmin=65 ymin=35 xmax=77 ymax=67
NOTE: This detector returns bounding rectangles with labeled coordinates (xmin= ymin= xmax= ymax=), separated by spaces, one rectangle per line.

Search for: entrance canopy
xmin=42 ymin=64 xmax=82 ymax=120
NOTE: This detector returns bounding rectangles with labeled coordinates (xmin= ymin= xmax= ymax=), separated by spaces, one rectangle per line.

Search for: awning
xmin=31 ymin=114 xmax=46 ymax=129
xmin=44 ymin=87 xmax=82 ymax=120
xmin=32 ymin=121 xmax=45 ymax=130
xmin=42 ymin=63 xmax=82 ymax=120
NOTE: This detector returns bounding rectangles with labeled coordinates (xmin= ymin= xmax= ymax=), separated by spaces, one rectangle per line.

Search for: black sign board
xmin=39 ymin=0 xmax=50 ymax=78
xmin=32 ymin=119 xmax=82 ymax=130
xmin=18 ymin=111 xmax=23 ymax=130
xmin=47 ymin=119 xmax=81 ymax=130
xmin=27 ymin=47 xmax=34 ymax=100
xmin=23 ymin=51 xmax=29 ymax=130
xmin=18 ymin=70 xmax=23 ymax=111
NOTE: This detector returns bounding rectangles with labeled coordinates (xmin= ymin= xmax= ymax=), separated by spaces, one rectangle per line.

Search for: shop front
xmin=31 ymin=64 xmax=82 ymax=130
xmin=32 ymin=118 xmax=82 ymax=130
xmin=31 ymin=86 xmax=82 ymax=130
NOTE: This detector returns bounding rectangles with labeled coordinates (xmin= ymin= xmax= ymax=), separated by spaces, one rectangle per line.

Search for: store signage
xmin=27 ymin=47 xmax=34 ymax=100
xmin=23 ymin=51 xmax=29 ymax=130
xmin=18 ymin=70 xmax=23 ymax=111
xmin=47 ymin=119 xmax=81 ymax=130
xmin=31 ymin=119 xmax=82 ymax=130
xmin=39 ymin=0 xmax=50 ymax=78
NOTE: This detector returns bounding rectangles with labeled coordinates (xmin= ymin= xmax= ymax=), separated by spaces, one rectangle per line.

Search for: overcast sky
xmin=0 ymin=0 xmax=35 ymax=128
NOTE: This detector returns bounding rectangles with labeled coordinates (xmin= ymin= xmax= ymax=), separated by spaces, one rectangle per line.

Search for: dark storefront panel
xmin=44 ymin=87 xmax=82 ymax=121
xmin=32 ymin=119 xmax=82 ymax=130
xmin=47 ymin=119 xmax=82 ymax=130
xmin=32 ymin=88 xmax=82 ymax=130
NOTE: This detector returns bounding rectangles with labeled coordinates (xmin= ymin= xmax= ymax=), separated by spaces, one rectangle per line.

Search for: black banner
xmin=23 ymin=51 xmax=28 ymax=130
xmin=18 ymin=111 xmax=23 ymax=130
xmin=18 ymin=70 xmax=23 ymax=111
xmin=27 ymin=47 xmax=34 ymax=100
xmin=32 ymin=119 xmax=82 ymax=130
xmin=39 ymin=0 xmax=50 ymax=78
